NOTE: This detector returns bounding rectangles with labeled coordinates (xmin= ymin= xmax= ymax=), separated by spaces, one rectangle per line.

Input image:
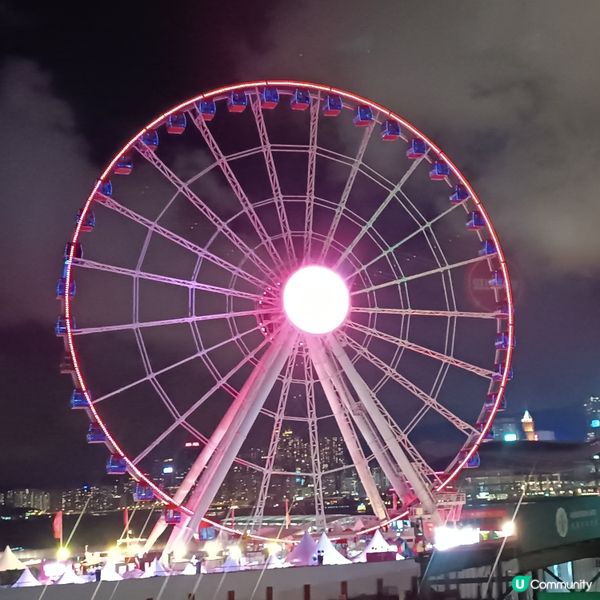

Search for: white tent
xmin=221 ymin=554 xmax=245 ymax=572
xmin=285 ymin=532 xmax=317 ymax=566
xmin=354 ymin=529 xmax=392 ymax=563
xmin=122 ymin=568 xmax=144 ymax=579
xmin=181 ymin=561 xmax=206 ymax=575
xmin=143 ymin=557 xmax=170 ymax=577
xmin=265 ymin=553 xmax=284 ymax=569
xmin=12 ymin=568 xmax=40 ymax=587
xmin=100 ymin=562 xmax=122 ymax=581
xmin=56 ymin=567 xmax=86 ymax=585
xmin=0 ymin=546 xmax=26 ymax=571
xmin=315 ymin=533 xmax=351 ymax=565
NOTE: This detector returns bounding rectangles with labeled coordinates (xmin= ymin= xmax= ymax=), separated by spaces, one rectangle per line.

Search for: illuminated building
xmin=521 ymin=410 xmax=538 ymax=441
xmin=584 ymin=395 xmax=600 ymax=441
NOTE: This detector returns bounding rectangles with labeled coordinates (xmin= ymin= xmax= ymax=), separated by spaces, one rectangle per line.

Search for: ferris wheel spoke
xmin=187 ymin=111 xmax=284 ymax=270
xmin=250 ymin=341 xmax=299 ymax=532
xmin=347 ymin=202 xmax=465 ymax=280
xmin=352 ymin=254 xmax=491 ymax=297
xmin=250 ymin=94 xmax=296 ymax=264
xmin=134 ymin=142 xmax=279 ymax=279
xmin=351 ymin=307 xmax=499 ymax=320
xmin=304 ymin=94 xmax=320 ymax=260
xmin=333 ymin=154 xmax=426 ymax=269
xmin=72 ymin=257 xmax=266 ymax=302
xmin=97 ymin=195 xmax=265 ymax=289
xmin=303 ymin=345 xmax=326 ymax=529
xmin=132 ymin=328 xmax=283 ymax=466
xmin=319 ymin=120 xmax=376 ymax=262
xmin=347 ymin=321 xmax=495 ymax=379
xmin=337 ymin=332 xmax=477 ymax=436
xmin=92 ymin=318 xmax=278 ymax=405
xmin=71 ymin=309 xmax=266 ymax=337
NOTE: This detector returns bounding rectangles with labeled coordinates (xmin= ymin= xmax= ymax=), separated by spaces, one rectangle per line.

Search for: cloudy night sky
xmin=1 ymin=1 xmax=599 ymax=489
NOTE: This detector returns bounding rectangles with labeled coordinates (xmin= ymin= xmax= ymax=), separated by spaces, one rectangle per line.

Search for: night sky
xmin=1 ymin=1 xmax=599 ymax=489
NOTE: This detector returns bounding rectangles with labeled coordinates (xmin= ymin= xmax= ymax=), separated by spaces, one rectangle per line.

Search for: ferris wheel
xmin=57 ymin=81 xmax=514 ymax=553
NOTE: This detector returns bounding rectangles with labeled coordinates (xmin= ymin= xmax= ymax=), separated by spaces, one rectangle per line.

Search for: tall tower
xmin=584 ymin=396 xmax=600 ymax=441
xmin=521 ymin=410 xmax=538 ymax=441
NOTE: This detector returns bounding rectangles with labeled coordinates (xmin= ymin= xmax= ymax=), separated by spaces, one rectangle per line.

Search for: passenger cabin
xmin=479 ymin=240 xmax=496 ymax=257
xmin=466 ymin=211 xmax=485 ymax=230
xmin=484 ymin=393 xmax=507 ymax=411
xmin=429 ymin=161 xmax=450 ymax=181
xmin=56 ymin=277 xmax=76 ymax=299
xmin=197 ymin=100 xmax=216 ymax=121
xmin=70 ymin=389 xmax=88 ymax=409
xmin=495 ymin=331 xmax=513 ymax=350
xmin=353 ymin=105 xmax=373 ymax=126
xmin=406 ymin=138 xmax=427 ymax=159
xmin=134 ymin=484 xmax=155 ymax=502
xmin=260 ymin=87 xmax=279 ymax=109
xmin=290 ymin=89 xmax=310 ymax=111
xmin=114 ymin=156 xmax=133 ymax=175
xmin=59 ymin=354 xmax=75 ymax=374
xmin=55 ymin=316 xmax=71 ymax=336
xmin=381 ymin=119 xmax=401 ymax=140
xmin=164 ymin=506 xmax=182 ymax=524
xmin=64 ymin=242 xmax=82 ymax=260
xmin=323 ymin=94 xmax=343 ymax=116
xmin=140 ymin=130 xmax=159 ymax=150
xmin=495 ymin=302 xmax=510 ymax=318
xmin=106 ymin=455 xmax=127 ymax=475
xmin=477 ymin=422 xmax=495 ymax=440
xmin=459 ymin=451 xmax=480 ymax=469
xmin=166 ymin=113 xmax=187 ymax=134
xmin=99 ymin=181 xmax=113 ymax=197
xmin=493 ymin=363 xmax=513 ymax=382
xmin=227 ymin=91 xmax=248 ymax=113
xmin=87 ymin=423 xmax=106 ymax=444
xmin=450 ymin=184 xmax=469 ymax=203
xmin=488 ymin=270 xmax=504 ymax=289
xmin=77 ymin=209 xmax=96 ymax=232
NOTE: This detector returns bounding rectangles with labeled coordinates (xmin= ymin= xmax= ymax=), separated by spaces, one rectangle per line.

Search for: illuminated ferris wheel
xmin=56 ymin=81 xmax=514 ymax=553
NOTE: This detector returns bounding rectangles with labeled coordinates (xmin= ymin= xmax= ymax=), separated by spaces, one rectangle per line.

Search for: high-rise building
xmin=521 ymin=410 xmax=538 ymax=441
xmin=584 ymin=396 xmax=600 ymax=441
xmin=492 ymin=416 xmax=521 ymax=442
xmin=5 ymin=489 xmax=50 ymax=512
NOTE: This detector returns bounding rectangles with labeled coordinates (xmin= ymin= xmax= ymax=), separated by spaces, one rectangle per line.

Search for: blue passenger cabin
xmin=484 ymin=393 xmax=507 ymax=411
xmin=140 ymin=130 xmax=159 ymax=150
xmin=114 ymin=156 xmax=133 ymax=175
xmin=479 ymin=240 xmax=496 ymax=257
xmin=76 ymin=209 xmax=96 ymax=232
xmin=166 ymin=113 xmax=187 ymax=134
xmin=495 ymin=302 xmax=510 ymax=318
xmin=55 ymin=316 xmax=71 ymax=336
xmin=87 ymin=423 xmax=106 ymax=444
xmin=406 ymin=138 xmax=427 ymax=159
xmin=227 ymin=91 xmax=248 ymax=113
xmin=381 ymin=119 xmax=401 ymax=140
xmin=106 ymin=455 xmax=127 ymax=475
xmin=477 ymin=422 xmax=495 ymax=440
xmin=488 ymin=270 xmax=504 ymax=288
xmin=495 ymin=331 xmax=513 ymax=350
xmin=493 ymin=363 xmax=513 ymax=381
xmin=59 ymin=353 xmax=75 ymax=374
xmin=134 ymin=484 xmax=155 ymax=502
xmin=459 ymin=451 xmax=480 ymax=468
xmin=99 ymin=180 xmax=113 ymax=197
xmin=164 ymin=507 xmax=182 ymax=525
xmin=353 ymin=105 xmax=374 ymax=126
xmin=323 ymin=94 xmax=343 ymax=116
xmin=197 ymin=100 xmax=216 ymax=121
xmin=466 ymin=211 xmax=485 ymax=230
xmin=56 ymin=277 xmax=76 ymax=299
xmin=260 ymin=87 xmax=279 ymax=109
xmin=64 ymin=242 xmax=82 ymax=260
xmin=290 ymin=89 xmax=310 ymax=111
xmin=449 ymin=184 xmax=469 ymax=203
xmin=429 ymin=161 xmax=450 ymax=181
xmin=70 ymin=389 xmax=88 ymax=409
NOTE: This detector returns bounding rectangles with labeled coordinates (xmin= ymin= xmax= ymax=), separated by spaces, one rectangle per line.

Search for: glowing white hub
xmin=283 ymin=266 xmax=349 ymax=334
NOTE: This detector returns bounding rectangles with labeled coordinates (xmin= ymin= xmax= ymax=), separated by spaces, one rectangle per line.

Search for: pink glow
xmin=283 ymin=266 xmax=349 ymax=334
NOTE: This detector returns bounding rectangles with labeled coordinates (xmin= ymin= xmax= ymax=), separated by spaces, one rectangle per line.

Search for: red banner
xmin=52 ymin=511 xmax=63 ymax=541
xmin=123 ymin=507 xmax=129 ymax=531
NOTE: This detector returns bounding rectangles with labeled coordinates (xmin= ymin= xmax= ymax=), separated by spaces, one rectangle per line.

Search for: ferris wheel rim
xmin=60 ymin=79 xmax=515 ymax=540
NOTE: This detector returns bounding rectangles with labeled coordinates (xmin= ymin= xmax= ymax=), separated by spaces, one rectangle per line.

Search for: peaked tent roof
xmin=315 ymin=532 xmax=351 ymax=565
xmin=143 ymin=557 xmax=170 ymax=577
xmin=285 ymin=531 xmax=317 ymax=566
xmin=56 ymin=567 xmax=86 ymax=584
xmin=354 ymin=529 xmax=391 ymax=562
xmin=12 ymin=568 xmax=40 ymax=587
xmin=181 ymin=561 xmax=206 ymax=575
xmin=0 ymin=546 xmax=26 ymax=572
xmin=100 ymin=562 xmax=122 ymax=581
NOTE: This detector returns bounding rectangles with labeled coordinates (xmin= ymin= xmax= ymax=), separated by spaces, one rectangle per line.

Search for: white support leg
xmin=307 ymin=337 xmax=388 ymax=521
xmin=327 ymin=335 xmax=441 ymax=524
xmin=164 ymin=327 xmax=296 ymax=555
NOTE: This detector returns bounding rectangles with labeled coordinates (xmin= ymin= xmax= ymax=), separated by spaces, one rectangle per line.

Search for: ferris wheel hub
xmin=283 ymin=266 xmax=349 ymax=334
